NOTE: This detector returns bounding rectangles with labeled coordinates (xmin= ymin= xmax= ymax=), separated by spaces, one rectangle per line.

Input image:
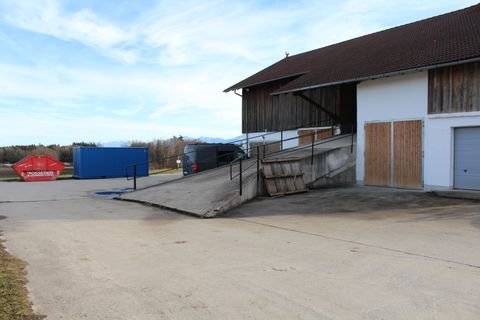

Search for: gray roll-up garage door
xmin=454 ymin=127 xmax=480 ymax=190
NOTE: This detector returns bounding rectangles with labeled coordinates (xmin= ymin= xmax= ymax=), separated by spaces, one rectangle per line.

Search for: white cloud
xmin=0 ymin=0 xmax=136 ymax=63
xmin=0 ymin=0 xmax=477 ymax=145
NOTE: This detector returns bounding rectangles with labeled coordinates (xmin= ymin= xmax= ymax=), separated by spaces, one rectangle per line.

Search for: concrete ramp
xmin=119 ymin=135 xmax=356 ymax=217
xmin=119 ymin=159 xmax=259 ymax=218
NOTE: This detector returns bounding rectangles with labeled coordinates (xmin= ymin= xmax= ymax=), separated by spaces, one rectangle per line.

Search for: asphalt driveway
xmin=1 ymin=179 xmax=479 ymax=319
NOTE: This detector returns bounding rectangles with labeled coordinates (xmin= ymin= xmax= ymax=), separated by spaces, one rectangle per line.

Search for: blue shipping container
xmin=73 ymin=147 xmax=149 ymax=179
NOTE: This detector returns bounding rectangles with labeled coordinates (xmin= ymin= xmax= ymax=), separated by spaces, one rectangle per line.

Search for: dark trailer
xmin=182 ymin=143 xmax=246 ymax=176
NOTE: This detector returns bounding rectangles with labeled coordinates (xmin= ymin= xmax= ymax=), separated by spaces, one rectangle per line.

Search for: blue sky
xmin=0 ymin=0 xmax=477 ymax=146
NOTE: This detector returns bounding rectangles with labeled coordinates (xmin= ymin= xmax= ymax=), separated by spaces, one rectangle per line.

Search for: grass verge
xmin=0 ymin=221 xmax=44 ymax=320
xmin=150 ymin=168 xmax=183 ymax=175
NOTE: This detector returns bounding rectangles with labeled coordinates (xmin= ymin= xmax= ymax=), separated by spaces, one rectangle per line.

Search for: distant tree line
xmin=0 ymin=136 xmax=199 ymax=168
xmin=130 ymin=136 xmax=199 ymax=169
xmin=0 ymin=142 xmax=97 ymax=164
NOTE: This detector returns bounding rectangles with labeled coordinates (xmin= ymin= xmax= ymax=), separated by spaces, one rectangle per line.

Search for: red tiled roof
xmin=224 ymin=4 xmax=480 ymax=94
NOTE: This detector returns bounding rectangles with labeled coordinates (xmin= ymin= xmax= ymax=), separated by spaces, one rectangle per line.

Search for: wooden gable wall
xmin=428 ymin=61 xmax=480 ymax=114
xmin=242 ymin=80 xmax=356 ymax=133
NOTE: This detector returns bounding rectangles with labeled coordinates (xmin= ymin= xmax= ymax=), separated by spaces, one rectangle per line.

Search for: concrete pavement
xmin=1 ymin=179 xmax=480 ymax=319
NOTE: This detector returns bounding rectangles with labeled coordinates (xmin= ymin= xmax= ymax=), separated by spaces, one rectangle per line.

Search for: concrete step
xmin=433 ymin=190 xmax=480 ymax=201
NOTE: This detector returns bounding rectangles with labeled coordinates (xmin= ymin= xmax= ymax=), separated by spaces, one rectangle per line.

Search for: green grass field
xmin=0 ymin=166 xmax=181 ymax=182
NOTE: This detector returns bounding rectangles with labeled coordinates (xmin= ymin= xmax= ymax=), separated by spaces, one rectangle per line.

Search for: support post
xmin=351 ymin=124 xmax=354 ymax=153
xmin=280 ymin=130 xmax=283 ymax=150
xmin=239 ymin=159 xmax=243 ymax=196
xmin=256 ymin=146 xmax=260 ymax=192
xmin=246 ymin=133 xmax=249 ymax=157
xmin=133 ymin=165 xmax=137 ymax=190
xmin=293 ymin=92 xmax=340 ymax=124
xmin=311 ymin=132 xmax=315 ymax=165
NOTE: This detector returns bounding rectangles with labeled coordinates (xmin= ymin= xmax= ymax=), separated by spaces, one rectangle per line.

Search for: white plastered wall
xmin=242 ymin=130 xmax=299 ymax=151
xmin=356 ymin=72 xmax=428 ymax=185
xmin=357 ymin=70 xmax=480 ymax=190
xmin=425 ymin=112 xmax=480 ymax=190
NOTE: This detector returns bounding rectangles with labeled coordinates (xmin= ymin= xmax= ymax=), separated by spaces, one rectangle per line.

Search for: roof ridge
xmin=225 ymin=3 xmax=480 ymax=93
xmin=285 ymin=3 xmax=480 ymax=60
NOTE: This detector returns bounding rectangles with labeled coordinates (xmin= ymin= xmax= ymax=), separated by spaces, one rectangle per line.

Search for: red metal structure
xmin=13 ymin=155 xmax=65 ymax=182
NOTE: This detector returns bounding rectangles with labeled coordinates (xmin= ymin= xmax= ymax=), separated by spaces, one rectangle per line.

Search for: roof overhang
xmin=271 ymin=56 xmax=480 ymax=95
xmin=223 ymin=72 xmax=308 ymax=92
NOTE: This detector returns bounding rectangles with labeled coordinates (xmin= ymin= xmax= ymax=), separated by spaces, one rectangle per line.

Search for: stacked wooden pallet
xmin=262 ymin=158 xmax=308 ymax=196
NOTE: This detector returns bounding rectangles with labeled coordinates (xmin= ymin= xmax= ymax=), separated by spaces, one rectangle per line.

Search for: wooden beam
xmin=293 ymin=92 xmax=339 ymax=123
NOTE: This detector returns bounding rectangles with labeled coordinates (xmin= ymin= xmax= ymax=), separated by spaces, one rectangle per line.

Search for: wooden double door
xmin=364 ymin=120 xmax=423 ymax=189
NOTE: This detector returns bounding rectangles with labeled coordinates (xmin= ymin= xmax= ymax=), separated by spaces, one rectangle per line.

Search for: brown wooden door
xmin=298 ymin=129 xmax=333 ymax=145
xmin=364 ymin=120 xmax=423 ymax=189
xmin=364 ymin=122 xmax=391 ymax=186
xmin=298 ymin=129 xmax=316 ymax=145
xmin=393 ymin=120 xmax=423 ymax=189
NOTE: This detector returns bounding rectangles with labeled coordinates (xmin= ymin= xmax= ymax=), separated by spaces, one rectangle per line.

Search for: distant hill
xmin=100 ymin=141 xmax=129 ymax=147
xmin=100 ymin=136 xmax=244 ymax=147
xmin=196 ymin=136 xmax=243 ymax=144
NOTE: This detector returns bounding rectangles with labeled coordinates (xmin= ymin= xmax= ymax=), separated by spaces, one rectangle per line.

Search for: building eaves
xmin=225 ymin=4 xmax=480 ymax=94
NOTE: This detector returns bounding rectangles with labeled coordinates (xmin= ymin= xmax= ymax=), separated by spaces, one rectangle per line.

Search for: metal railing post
xmin=280 ymin=130 xmax=283 ymax=150
xmin=239 ymin=159 xmax=243 ymax=196
xmin=246 ymin=133 xmax=249 ymax=157
xmin=351 ymin=124 xmax=354 ymax=153
xmin=133 ymin=164 xmax=137 ymax=190
xmin=311 ymin=132 xmax=315 ymax=165
xmin=256 ymin=146 xmax=260 ymax=192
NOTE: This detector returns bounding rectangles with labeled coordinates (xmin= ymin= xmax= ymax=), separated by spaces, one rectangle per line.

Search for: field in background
xmin=0 ymin=165 xmax=179 ymax=181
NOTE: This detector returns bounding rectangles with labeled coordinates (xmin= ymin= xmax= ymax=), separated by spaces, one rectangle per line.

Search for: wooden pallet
xmin=262 ymin=158 xmax=308 ymax=196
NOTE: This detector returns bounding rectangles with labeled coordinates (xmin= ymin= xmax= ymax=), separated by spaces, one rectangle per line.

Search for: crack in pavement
xmin=235 ymin=218 xmax=480 ymax=270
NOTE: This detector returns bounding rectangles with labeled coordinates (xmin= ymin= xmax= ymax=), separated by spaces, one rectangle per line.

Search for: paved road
xmin=1 ymin=179 xmax=480 ymax=319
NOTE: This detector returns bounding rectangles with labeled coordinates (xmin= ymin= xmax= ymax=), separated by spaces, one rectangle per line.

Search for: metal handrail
xmin=229 ymin=124 xmax=356 ymax=196
xmin=144 ymin=119 xmax=336 ymax=166
xmin=229 ymin=129 xmax=339 ymax=179
xmin=227 ymin=119 xmax=336 ymax=154
xmin=124 ymin=120 xmax=349 ymax=191
xmin=146 ymin=119 xmax=337 ymax=166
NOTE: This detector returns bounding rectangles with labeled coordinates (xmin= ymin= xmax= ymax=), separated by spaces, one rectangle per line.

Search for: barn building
xmin=225 ymin=4 xmax=480 ymax=191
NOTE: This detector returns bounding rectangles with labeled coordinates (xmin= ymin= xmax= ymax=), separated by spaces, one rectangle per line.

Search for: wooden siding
xmin=428 ymin=61 xmax=480 ymax=114
xmin=242 ymin=80 xmax=356 ymax=133
xmin=298 ymin=128 xmax=333 ymax=146
xmin=298 ymin=129 xmax=316 ymax=145
xmin=393 ymin=120 xmax=423 ymax=189
xmin=249 ymin=141 xmax=281 ymax=158
xmin=364 ymin=122 xmax=391 ymax=187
